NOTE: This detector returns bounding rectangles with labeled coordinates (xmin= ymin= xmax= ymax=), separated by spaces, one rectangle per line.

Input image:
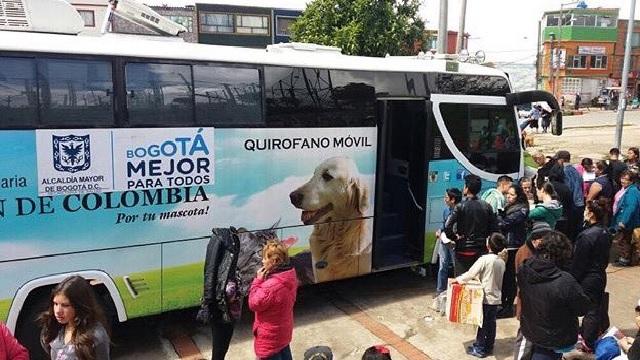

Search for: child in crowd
xmin=453 ymin=233 xmax=507 ymax=358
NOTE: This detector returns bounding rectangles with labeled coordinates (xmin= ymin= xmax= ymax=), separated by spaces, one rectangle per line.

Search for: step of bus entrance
xmin=377 ymin=233 xmax=405 ymax=251
xmin=381 ymin=212 xmax=403 ymax=235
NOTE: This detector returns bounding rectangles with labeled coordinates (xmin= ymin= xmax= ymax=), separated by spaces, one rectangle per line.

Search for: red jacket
xmin=248 ymin=267 xmax=297 ymax=359
xmin=0 ymin=322 xmax=29 ymax=360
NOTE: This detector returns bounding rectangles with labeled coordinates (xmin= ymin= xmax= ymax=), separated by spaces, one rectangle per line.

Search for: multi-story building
xmin=66 ymin=0 xmax=110 ymax=34
xmin=195 ymin=0 xmax=302 ymax=47
xmin=538 ymin=7 xmax=619 ymax=104
xmin=612 ymin=19 xmax=640 ymax=98
xmin=68 ymin=0 xmax=302 ymax=46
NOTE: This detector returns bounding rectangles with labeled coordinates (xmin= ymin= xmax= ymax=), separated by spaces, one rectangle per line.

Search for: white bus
xmin=0 ymin=4 xmax=562 ymax=358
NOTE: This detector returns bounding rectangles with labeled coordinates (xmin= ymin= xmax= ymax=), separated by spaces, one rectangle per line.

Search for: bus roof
xmin=0 ymin=31 xmax=506 ymax=78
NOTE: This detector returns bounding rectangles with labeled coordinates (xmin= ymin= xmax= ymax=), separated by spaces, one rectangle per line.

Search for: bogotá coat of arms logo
xmin=52 ymin=134 xmax=91 ymax=173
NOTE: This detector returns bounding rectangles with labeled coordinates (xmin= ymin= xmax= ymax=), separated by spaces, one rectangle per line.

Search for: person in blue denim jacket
xmin=435 ymin=188 xmax=462 ymax=295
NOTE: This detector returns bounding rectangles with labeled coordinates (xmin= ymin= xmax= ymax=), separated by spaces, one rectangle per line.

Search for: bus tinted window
xmin=434 ymin=74 xmax=510 ymax=96
xmin=194 ymin=65 xmax=262 ymax=126
xmin=440 ymin=103 xmax=519 ymax=174
xmin=0 ymin=57 xmax=38 ymax=128
xmin=126 ymin=63 xmax=193 ymax=126
xmin=38 ymin=58 xmax=113 ymax=126
xmin=264 ymin=67 xmax=375 ymax=127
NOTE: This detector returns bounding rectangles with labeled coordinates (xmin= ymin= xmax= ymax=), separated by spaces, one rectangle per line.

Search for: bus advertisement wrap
xmin=0 ymin=127 xmax=377 ymax=321
xmin=35 ymin=127 xmax=215 ymax=195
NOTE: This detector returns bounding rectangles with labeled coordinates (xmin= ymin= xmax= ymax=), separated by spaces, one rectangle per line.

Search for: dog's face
xmin=289 ymin=156 xmax=369 ymax=225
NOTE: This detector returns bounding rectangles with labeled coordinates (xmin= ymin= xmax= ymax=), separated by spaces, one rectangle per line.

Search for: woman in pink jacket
xmin=0 ymin=322 xmax=29 ymax=360
xmin=249 ymin=240 xmax=298 ymax=360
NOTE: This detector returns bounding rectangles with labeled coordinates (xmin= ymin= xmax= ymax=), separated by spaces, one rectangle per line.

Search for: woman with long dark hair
xmin=529 ymin=182 xmax=563 ymax=230
xmin=497 ymin=184 xmax=529 ymax=318
xmin=571 ymin=199 xmax=611 ymax=352
xmin=39 ymin=276 xmax=110 ymax=360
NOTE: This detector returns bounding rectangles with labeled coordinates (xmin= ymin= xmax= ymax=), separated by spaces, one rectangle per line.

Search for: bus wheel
xmin=15 ymin=288 xmax=51 ymax=360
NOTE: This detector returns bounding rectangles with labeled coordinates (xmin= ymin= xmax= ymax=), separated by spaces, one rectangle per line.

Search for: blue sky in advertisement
xmin=0 ymin=127 xmax=377 ymax=267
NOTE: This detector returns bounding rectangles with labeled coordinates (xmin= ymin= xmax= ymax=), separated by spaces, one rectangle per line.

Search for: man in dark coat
xmin=444 ymin=174 xmax=499 ymax=275
xmin=517 ymin=231 xmax=591 ymax=360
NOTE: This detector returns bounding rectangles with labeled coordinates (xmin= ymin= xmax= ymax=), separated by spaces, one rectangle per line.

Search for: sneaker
xmin=466 ymin=346 xmax=488 ymax=358
xmin=613 ymin=258 xmax=631 ymax=267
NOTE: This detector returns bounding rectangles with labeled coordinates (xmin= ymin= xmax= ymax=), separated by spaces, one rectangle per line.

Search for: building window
xmin=631 ymin=33 xmax=640 ymax=48
xmin=77 ymin=10 xmax=95 ymax=27
xmin=167 ymin=15 xmax=193 ymax=32
xmin=590 ymin=55 xmax=607 ymax=69
xmin=562 ymin=77 xmax=582 ymax=94
xmin=596 ymin=15 xmax=614 ymax=28
xmin=276 ymin=16 xmax=296 ymax=36
xmin=200 ymin=12 xmax=234 ymax=33
xmin=546 ymin=14 xmax=560 ymax=26
xmin=236 ymin=15 xmax=269 ymax=35
xmin=570 ymin=55 xmax=587 ymax=69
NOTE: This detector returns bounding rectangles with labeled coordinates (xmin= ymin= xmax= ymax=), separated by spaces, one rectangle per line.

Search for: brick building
xmin=612 ymin=19 xmax=640 ymax=98
xmin=539 ymin=7 xmax=619 ymax=104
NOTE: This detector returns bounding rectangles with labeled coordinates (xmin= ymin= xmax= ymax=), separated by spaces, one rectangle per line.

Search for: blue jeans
xmin=263 ymin=345 xmax=293 ymax=360
xmin=437 ymin=241 xmax=455 ymax=293
xmin=474 ymin=304 xmax=498 ymax=353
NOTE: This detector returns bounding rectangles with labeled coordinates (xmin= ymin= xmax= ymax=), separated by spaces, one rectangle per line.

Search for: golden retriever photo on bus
xmin=289 ymin=156 xmax=371 ymax=282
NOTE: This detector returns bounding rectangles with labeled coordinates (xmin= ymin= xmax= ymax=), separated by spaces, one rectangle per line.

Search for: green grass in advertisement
xmin=0 ymin=299 xmax=11 ymax=322
xmin=113 ymin=268 xmax=162 ymax=318
xmin=424 ymin=232 xmax=437 ymax=264
xmin=162 ymin=262 xmax=204 ymax=311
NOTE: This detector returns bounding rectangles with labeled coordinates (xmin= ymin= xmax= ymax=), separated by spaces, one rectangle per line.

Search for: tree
xmin=289 ymin=0 xmax=426 ymax=57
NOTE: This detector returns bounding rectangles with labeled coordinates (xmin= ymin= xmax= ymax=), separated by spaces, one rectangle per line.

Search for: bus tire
xmin=15 ymin=287 xmax=51 ymax=360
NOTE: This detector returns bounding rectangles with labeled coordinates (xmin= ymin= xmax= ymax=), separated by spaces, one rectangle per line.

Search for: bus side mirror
xmin=551 ymin=111 xmax=563 ymax=136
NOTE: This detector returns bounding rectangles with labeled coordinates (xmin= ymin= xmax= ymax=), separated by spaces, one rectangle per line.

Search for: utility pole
xmin=455 ymin=0 xmax=467 ymax=53
xmin=615 ymin=0 xmax=636 ymax=149
xmin=536 ymin=19 xmax=541 ymax=89
xmin=437 ymin=0 xmax=448 ymax=54
xmin=549 ymin=33 xmax=556 ymax=97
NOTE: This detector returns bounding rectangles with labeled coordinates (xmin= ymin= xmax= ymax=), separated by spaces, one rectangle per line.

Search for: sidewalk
xmin=214 ymin=265 xmax=640 ymax=360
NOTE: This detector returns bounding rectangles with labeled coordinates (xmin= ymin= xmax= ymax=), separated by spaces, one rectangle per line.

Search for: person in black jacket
xmin=196 ymin=228 xmax=242 ymax=360
xmin=497 ymin=184 xmax=529 ymax=319
xmin=444 ymin=174 xmax=498 ymax=276
xmin=571 ymin=199 xmax=611 ymax=351
xmin=517 ymin=231 xmax=591 ymax=360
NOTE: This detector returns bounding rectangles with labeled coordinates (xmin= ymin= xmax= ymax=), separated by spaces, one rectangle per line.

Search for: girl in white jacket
xmin=453 ymin=233 xmax=507 ymax=358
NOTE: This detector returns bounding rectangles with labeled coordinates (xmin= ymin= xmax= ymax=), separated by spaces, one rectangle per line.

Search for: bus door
xmin=373 ymin=99 xmax=428 ymax=269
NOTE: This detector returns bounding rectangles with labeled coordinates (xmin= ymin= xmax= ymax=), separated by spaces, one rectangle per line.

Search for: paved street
xmin=111 ymin=264 xmax=640 ymax=360
xmin=532 ymin=108 xmax=640 ymax=160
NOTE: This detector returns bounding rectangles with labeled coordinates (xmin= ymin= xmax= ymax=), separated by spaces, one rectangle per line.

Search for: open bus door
xmin=373 ymin=99 xmax=428 ymax=269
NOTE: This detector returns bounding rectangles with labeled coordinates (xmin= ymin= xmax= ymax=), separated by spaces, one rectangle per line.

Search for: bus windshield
xmin=439 ymin=103 xmax=520 ymax=174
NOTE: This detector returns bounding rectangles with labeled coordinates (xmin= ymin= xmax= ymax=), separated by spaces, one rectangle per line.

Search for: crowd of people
xmin=1 ymin=148 xmax=638 ymax=360
xmin=433 ymin=146 xmax=640 ymax=359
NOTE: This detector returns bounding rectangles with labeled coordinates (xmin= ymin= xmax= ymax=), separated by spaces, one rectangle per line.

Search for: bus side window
xmin=0 ymin=57 xmax=38 ymax=129
xmin=38 ymin=58 xmax=114 ymax=127
xmin=193 ymin=65 xmax=262 ymax=127
xmin=264 ymin=67 xmax=375 ymax=128
xmin=125 ymin=62 xmax=194 ymax=127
